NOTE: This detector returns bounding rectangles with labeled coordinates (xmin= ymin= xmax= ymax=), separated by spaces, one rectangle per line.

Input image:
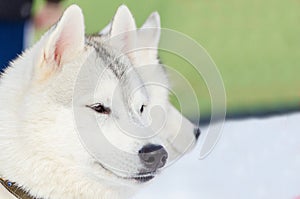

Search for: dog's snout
xmin=194 ymin=127 xmax=201 ymax=141
xmin=138 ymin=144 xmax=168 ymax=170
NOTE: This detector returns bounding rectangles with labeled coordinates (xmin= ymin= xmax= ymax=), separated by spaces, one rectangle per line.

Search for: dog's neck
xmin=0 ymin=177 xmax=40 ymax=199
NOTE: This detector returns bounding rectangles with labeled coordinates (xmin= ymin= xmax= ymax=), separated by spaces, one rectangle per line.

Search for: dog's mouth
xmin=95 ymin=162 xmax=158 ymax=183
xmin=132 ymin=174 xmax=155 ymax=183
xmin=121 ymin=171 xmax=158 ymax=183
xmin=130 ymin=171 xmax=158 ymax=183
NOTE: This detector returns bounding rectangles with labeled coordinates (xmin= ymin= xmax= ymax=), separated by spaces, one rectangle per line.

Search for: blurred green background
xmin=35 ymin=0 xmax=300 ymax=119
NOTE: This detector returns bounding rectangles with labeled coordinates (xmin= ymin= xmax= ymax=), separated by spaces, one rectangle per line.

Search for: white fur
xmin=0 ymin=5 xmax=197 ymax=199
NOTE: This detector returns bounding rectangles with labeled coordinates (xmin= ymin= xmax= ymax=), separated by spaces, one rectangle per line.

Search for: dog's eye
xmin=86 ymin=103 xmax=111 ymax=114
xmin=140 ymin=105 xmax=145 ymax=113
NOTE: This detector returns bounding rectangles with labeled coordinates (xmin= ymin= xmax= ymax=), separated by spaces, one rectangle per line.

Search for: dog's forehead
xmin=85 ymin=35 xmax=131 ymax=80
xmin=83 ymin=35 xmax=148 ymax=104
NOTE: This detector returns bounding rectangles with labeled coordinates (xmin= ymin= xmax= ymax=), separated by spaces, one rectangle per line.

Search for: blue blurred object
xmin=0 ymin=20 xmax=26 ymax=71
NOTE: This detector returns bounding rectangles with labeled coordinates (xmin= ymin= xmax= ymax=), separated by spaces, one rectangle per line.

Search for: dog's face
xmin=5 ymin=5 xmax=199 ymax=191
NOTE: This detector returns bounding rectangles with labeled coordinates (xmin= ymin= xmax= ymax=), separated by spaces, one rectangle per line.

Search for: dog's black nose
xmin=138 ymin=144 xmax=168 ymax=170
xmin=194 ymin=127 xmax=201 ymax=141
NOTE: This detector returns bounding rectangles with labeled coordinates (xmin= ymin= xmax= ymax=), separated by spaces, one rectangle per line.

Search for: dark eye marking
xmin=140 ymin=105 xmax=146 ymax=113
xmin=86 ymin=103 xmax=111 ymax=114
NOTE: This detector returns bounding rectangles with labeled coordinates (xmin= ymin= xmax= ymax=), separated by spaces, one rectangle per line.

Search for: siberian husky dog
xmin=0 ymin=5 xmax=200 ymax=199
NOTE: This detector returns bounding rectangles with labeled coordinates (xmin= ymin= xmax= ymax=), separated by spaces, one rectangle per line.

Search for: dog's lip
xmin=132 ymin=175 xmax=155 ymax=183
xmin=130 ymin=171 xmax=158 ymax=183
xmin=95 ymin=161 xmax=157 ymax=183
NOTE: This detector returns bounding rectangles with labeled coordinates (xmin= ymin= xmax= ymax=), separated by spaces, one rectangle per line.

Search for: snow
xmin=134 ymin=113 xmax=300 ymax=199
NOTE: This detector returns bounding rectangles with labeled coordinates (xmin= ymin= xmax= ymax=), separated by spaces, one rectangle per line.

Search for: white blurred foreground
xmin=134 ymin=113 xmax=300 ymax=199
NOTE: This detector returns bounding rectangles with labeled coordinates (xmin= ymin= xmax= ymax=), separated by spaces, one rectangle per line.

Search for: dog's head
xmin=1 ymin=4 xmax=200 ymax=196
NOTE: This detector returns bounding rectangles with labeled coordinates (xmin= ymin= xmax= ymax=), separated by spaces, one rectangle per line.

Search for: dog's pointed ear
xmin=108 ymin=5 xmax=137 ymax=58
xmin=139 ymin=12 xmax=161 ymax=48
xmin=40 ymin=5 xmax=85 ymax=69
xmin=134 ymin=12 xmax=161 ymax=65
